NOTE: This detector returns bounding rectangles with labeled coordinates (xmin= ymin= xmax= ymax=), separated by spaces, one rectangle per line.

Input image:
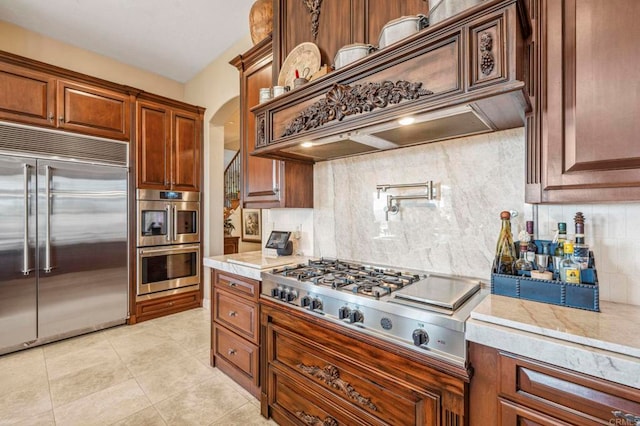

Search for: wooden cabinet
xmin=211 ymin=270 xmax=261 ymax=398
xmin=0 ymin=57 xmax=131 ymax=140
xmin=260 ymin=298 xmax=469 ymax=425
xmin=526 ymin=0 xmax=640 ymax=203
xmin=134 ymin=290 xmax=201 ymax=323
xmin=0 ymin=61 xmax=55 ymax=127
xmin=230 ymin=36 xmax=313 ymax=209
xmin=469 ymin=342 xmax=640 ymax=425
xmin=273 ymin=0 xmax=429 ymax=77
xmin=224 ymin=236 xmax=239 ymax=254
xmin=56 ymin=79 xmax=131 ymax=140
xmin=136 ymin=98 xmax=202 ymax=191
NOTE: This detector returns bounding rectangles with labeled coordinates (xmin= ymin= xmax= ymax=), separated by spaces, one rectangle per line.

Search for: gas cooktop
xmin=261 ymin=258 xmax=487 ymax=366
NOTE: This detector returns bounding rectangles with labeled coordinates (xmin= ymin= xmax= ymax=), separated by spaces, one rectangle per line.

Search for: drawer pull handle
xmin=228 ymin=311 xmax=237 ymax=317
xmin=297 ymin=363 xmax=378 ymax=411
xmin=612 ymin=411 xmax=640 ymax=425
xmin=295 ymin=411 xmax=337 ymax=426
xmin=228 ymin=282 xmax=237 ymax=287
xmin=227 ymin=349 xmax=237 ymax=356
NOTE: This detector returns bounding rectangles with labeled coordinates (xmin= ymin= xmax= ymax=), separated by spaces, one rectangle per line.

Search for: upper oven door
xmin=171 ymin=201 xmax=200 ymax=245
xmin=137 ymin=200 xmax=171 ymax=247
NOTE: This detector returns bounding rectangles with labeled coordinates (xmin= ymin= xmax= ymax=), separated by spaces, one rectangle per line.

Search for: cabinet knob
xmin=58 ymin=116 xmax=64 ymax=123
xmin=48 ymin=112 xmax=54 ymax=122
xmin=273 ymin=186 xmax=280 ymax=193
xmin=227 ymin=349 xmax=237 ymax=356
xmin=228 ymin=282 xmax=237 ymax=287
xmin=228 ymin=311 xmax=237 ymax=317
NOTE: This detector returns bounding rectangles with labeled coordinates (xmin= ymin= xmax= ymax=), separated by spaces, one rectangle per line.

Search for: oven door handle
xmin=173 ymin=205 xmax=178 ymax=241
xmin=138 ymin=244 xmax=200 ymax=255
xmin=165 ymin=204 xmax=172 ymax=242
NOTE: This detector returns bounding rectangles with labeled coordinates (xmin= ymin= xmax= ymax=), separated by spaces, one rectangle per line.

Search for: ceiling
xmin=0 ymin=0 xmax=256 ymax=82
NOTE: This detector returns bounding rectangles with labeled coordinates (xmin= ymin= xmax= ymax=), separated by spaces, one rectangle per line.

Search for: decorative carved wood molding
xmin=480 ymin=32 xmax=495 ymax=75
xmin=302 ymin=0 xmax=323 ymax=40
xmin=295 ymin=411 xmax=338 ymax=426
xmin=297 ymin=363 xmax=378 ymax=411
xmin=282 ymin=80 xmax=433 ymax=137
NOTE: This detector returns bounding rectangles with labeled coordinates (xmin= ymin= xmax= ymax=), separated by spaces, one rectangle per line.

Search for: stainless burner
xmin=261 ymin=258 xmax=487 ymax=366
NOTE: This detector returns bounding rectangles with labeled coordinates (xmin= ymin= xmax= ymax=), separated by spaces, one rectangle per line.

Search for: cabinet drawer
xmin=213 ymin=289 xmax=258 ymax=343
xmin=270 ymin=368 xmax=371 ymax=426
xmin=213 ymin=324 xmax=258 ymax=382
xmin=270 ymin=325 xmax=431 ymax=426
xmin=135 ymin=291 xmax=200 ymax=322
xmin=499 ymin=352 xmax=640 ymax=424
xmin=214 ymin=270 xmax=259 ymax=301
xmin=499 ymin=398 xmax=572 ymax=426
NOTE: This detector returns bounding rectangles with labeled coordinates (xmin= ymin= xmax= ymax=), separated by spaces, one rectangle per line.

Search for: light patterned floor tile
xmin=53 ymin=378 xmax=150 ymax=426
xmin=0 ymin=347 xmax=48 ymax=398
xmin=110 ymin=406 xmax=167 ymax=426
xmin=134 ymin=355 xmax=216 ymax=403
xmin=44 ymin=339 xmax=121 ymax=380
xmin=14 ymin=410 xmax=55 ymax=426
xmin=209 ymin=402 xmax=274 ymax=426
xmin=118 ymin=340 xmax=192 ymax=377
xmin=154 ymin=376 xmax=250 ymax=426
xmin=49 ymin=358 xmax=132 ymax=407
xmin=0 ymin=379 xmax=52 ymax=425
xmin=43 ymin=330 xmax=108 ymax=360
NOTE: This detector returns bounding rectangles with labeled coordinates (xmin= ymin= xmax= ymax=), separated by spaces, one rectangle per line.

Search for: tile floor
xmin=0 ymin=308 xmax=275 ymax=426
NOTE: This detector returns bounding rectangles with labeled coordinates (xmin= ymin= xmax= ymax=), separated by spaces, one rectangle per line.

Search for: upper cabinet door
xmin=137 ymin=100 xmax=171 ymax=190
xmin=172 ymin=109 xmax=200 ymax=192
xmin=57 ymin=80 xmax=131 ymax=141
xmin=528 ymin=0 xmax=640 ymax=203
xmin=0 ymin=62 xmax=55 ymax=127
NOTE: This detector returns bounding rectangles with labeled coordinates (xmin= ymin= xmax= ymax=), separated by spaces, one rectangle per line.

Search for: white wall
xmin=0 ymin=21 xmax=184 ymax=99
xmin=183 ymin=34 xmax=252 ymax=305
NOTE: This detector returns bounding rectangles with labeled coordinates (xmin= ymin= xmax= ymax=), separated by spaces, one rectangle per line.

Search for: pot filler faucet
xmin=377 ymin=181 xmax=438 ymax=221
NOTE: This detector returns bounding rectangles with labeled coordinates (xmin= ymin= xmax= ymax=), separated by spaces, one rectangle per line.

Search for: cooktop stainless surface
xmin=261 ymin=258 xmax=487 ymax=366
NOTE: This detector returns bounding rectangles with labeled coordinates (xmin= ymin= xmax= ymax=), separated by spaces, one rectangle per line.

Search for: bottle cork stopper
xmin=500 ymin=211 xmax=511 ymax=219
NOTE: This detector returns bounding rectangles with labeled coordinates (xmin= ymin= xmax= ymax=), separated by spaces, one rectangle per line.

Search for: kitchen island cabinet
xmin=526 ymin=0 xmax=640 ymax=203
xmin=0 ymin=52 xmax=132 ymax=141
xmin=230 ymin=36 xmax=313 ymax=209
xmin=260 ymin=297 xmax=469 ymax=426
xmin=467 ymin=295 xmax=640 ymax=425
xmin=204 ymin=252 xmax=309 ymax=398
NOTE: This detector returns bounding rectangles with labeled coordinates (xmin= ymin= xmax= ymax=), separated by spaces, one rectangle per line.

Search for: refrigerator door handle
xmin=43 ymin=165 xmax=53 ymax=273
xmin=173 ymin=205 xmax=178 ymax=242
xmin=21 ymin=164 xmax=32 ymax=275
xmin=166 ymin=204 xmax=172 ymax=243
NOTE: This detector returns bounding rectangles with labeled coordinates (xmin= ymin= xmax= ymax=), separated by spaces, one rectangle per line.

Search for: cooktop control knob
xmin=338 ymin=306 xmax=351 ymax=320
xmin=285 ymin=290 xmax=297 ymax=302
xmin=412 ymin=329 xmax=429 ymax=346
xmin=310 ymin=298 xmax=323 ymax=311
xmin=349 ymin=310 xmax=364 ymax=324
xmin=300 ymin=295 xmax=311 ymax=307
xmin=271 ymin=288 xmax=282 ymax=298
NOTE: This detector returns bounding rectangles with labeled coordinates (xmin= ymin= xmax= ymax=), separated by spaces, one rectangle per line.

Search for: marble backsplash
xmin=267 ymin=127 xmax=640 ymax=306
xmin=312 ymin=128 xmax=527 ymax=281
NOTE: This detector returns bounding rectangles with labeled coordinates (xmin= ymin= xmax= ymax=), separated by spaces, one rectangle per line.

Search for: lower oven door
xmin=137 ymin=244 xmax=200 ymax=296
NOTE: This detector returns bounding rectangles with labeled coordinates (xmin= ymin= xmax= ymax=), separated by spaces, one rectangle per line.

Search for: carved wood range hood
xmin=252 ymin=0 xmax=531 ymax=162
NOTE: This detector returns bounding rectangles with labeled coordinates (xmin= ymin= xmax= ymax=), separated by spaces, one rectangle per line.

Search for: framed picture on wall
xmin=241 ymin=208 xmax=262 ymax=242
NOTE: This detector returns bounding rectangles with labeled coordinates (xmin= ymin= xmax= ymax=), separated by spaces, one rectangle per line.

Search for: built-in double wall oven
xmin=136 ymin=189 xmax=200 ymax=298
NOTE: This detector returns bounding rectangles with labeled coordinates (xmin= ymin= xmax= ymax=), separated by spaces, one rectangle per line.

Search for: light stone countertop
xmin=203 ymin=251 xmax=311 ymax=280
xmin=467 ymin=295 xmax=640 ymax=389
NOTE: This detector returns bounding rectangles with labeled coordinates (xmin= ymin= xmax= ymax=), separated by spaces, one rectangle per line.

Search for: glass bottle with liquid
xmin=525 ymin=220 xmax=537 ymax=262
xmin=494 ymin=211 xmax=516 ymax=275
xmin=560 ymin=241 xmax=581 ymax=284
xmin=515 ymin=242 xmax=534 ymax=273
xmin=573 ymin=212 xmax=589 ymax=269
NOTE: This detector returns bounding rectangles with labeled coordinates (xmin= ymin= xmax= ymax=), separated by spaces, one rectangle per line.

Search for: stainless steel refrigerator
xmin=0 ymin=123 xmax=129 ymax=355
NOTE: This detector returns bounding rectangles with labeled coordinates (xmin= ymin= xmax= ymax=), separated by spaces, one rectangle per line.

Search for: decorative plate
xmin=278 ymin=42 xmax=321 ymax=90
